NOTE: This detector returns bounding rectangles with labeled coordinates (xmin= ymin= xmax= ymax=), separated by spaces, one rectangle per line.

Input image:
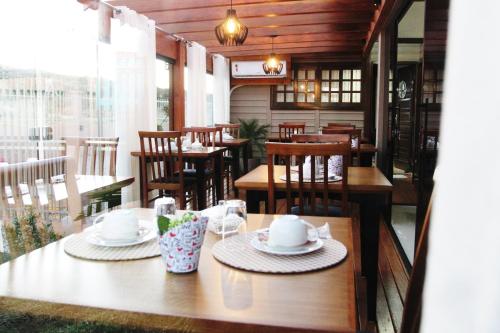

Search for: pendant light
xmin=215 ymin=0 xmax=248 ymax=46
xmin=263 ymin=36 xmax=283 ymax=75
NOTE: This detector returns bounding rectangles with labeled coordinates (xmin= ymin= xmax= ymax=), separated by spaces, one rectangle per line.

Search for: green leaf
xmin=157 ymin=216 xmax=170 ymax=235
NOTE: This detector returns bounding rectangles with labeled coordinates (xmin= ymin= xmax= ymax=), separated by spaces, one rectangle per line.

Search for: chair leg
xmin=226 ymin=168 xmax=230 ymax=197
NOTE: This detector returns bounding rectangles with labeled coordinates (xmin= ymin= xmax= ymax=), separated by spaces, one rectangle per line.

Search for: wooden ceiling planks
xmin=106 ymin=0 xmax=377 ymax=57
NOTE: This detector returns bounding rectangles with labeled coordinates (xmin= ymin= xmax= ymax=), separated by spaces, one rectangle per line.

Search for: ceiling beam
xmin=208 ymin=40 xmax=362 ymax=53
xmin=219 ymin=46 xmax=360 ymax=57
xmin=201 ymin=32 xmax=367 ymax=47
xmin=160 ymin=11 xmax=373 ymax=34
xmin=170 ymin=23 xmax=370 ymax=41
xmin=145 ymin=0 xmax=374 ymax=24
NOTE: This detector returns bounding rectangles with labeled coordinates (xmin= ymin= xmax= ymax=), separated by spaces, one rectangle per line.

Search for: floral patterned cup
xmin=158 ymin=214 xmax=209 ymax=273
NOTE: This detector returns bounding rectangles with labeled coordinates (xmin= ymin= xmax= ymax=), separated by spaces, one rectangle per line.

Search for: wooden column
xmin=375 ymin=29 xmax=391 ymax=175
xmin=172 ymin=42 xmax=186 ymax=131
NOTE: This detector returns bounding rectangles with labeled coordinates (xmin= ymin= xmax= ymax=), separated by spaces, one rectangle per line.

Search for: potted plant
xmin=239 ymin=119 xmax=270 ymax=170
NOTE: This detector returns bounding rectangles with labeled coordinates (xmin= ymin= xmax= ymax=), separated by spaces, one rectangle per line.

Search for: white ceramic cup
xmin=93 ymin=209 xmax=139 ymax=240
xmin=268 ymin=215 xmax=318 ymax=248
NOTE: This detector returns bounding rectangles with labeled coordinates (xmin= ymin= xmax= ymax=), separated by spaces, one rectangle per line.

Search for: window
xmin=422 ymin=65 xmax=444 ymax=104
xmin=156 ymin=57 xmax=173 ymax=131
xmin=271 ymin=65 xmax=362 ymax=110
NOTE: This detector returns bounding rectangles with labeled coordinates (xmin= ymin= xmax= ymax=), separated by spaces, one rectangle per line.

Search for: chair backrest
xmin=291 ymin=134 xmax=350 ymax=144
xmin=80 ymin=137 xmax=119 ymax=176
xmin=182 ymin=127 xmax=218 ymax=148
xmin=138 ymin=131 xmax=184 ymax=186
xmin=0 ymin=156 xmax=81 ymax=249
xmin=322 ymin=128 xmax=362 ymax=165
xmin=400 ymin=191 xmax=434 ymax=333
xmin=327 ymin=122 xmax=356 ymax=129
xmin=278 ymin=123 xmax=305 ymax=141
xmin=266 ymin=142 xmax=350 ymax=216
xmin=215 ymin=123 xmax=240 ymax=139
xmin=0 ymin=156 xmax=66 ymax=213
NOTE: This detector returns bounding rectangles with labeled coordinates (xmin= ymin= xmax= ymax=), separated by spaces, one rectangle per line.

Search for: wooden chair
xmin=291 ymin=134 xmax=350 ymax=144
xmin=215 ymin=123 xmax=240 ymax=139
xmin=138 ymin=131 xmax=197 ymax=209
xmin=322 ymin=128 xmax=362 ymax=166
xmin=182 ymin=127 xmax=219 ymax=206
xmin=266 ymin=142 xmax=350 ymax=216
xmin=278 ymin=123 xmax=305 ymax=142
xmin=327 ymin=122 xmax=356 ymax=129
xmin=0 ymin=156 xmax=81 ymax=261
xmin=80 ymin=137 xmax=119 ymax=176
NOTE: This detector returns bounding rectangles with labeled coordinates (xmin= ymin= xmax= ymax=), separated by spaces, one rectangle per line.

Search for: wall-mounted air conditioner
xmin=231 ymin=60 xmax=287 ymax=78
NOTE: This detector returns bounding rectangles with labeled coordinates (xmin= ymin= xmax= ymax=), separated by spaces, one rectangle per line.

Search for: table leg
xmin=360 ymin=152 xmax=375 ymax=167
xmin=195 ymin=160 xmax=207 ymax=210
xmin=357 ymin=193 xmax=385 ymax=322
xmin=242 ymin=142 xmax=249 ymax=174
xmin=138 ymin=156 xmax=145 ymax=207
xmin=215 ymin=154 xmax=224 ymax=204
xmin=231 ymin=147 xmax=241 ymax=197
xmin=245 ymin=190 xmax=262 ymax=213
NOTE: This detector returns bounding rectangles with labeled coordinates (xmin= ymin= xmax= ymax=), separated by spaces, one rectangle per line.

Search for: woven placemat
xmin=212 ymin=233 xmax=347 ymax=273
xmin=64 ymin=233 xmax=160 ymax=261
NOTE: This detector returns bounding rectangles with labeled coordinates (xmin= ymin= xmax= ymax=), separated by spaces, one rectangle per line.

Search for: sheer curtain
xmin=0 ymin=0 xmax=98 ymax=164
xmin=212 ymin=54 xmax=230 ymax=124
xmin=421 ymin=1 xmax=500 ymax=332
xmin=111 ymin=7 xmax=157 ymax=203
xmin=186 ymin=42 xmax=207 ymax=127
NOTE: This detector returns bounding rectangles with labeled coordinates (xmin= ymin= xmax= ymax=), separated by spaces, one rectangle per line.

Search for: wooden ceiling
xmin=107 ymin=0 xmax=377 ymax=58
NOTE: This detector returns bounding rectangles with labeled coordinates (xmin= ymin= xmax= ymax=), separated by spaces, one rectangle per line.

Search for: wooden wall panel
xmin=229 ymin=86 xmax=365 ymax=137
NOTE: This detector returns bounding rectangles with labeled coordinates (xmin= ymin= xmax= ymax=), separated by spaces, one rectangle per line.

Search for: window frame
xmin=271 ymin=63 xmax=364 ymax=111
xmin=156 ymin=55 xmax=174 ymax=130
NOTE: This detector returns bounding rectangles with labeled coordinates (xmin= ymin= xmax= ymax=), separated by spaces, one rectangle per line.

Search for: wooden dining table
xmin=214 ymin=138 xmax=250 ymax=195
xmin=130 ymin=147 xmax=227 ymax=209
xmin=235 ymin=165 xmax=392 ymax=322
xmin=0 ymin=209 xmax=357 ymax=333
xmin=266 ymin=137 xmax=377 ymax=167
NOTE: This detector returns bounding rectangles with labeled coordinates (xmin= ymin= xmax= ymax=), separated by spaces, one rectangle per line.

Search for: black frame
xmin=270 ymin=63 xmax=364 ymax=111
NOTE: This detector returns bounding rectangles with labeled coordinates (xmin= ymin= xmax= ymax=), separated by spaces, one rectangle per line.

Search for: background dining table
xmin=214 ymin=138 xmax=250 ymax=196
xmin=235 ymin=165 xmax=392 ymax=322
xmin=130 ymin=147 xmax=227 ymax=209
xmin=0 ymin=209 xmax=357 ymax=333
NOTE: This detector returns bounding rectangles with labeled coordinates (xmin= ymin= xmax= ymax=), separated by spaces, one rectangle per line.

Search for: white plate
xmin=250 ymin=237 xmax=324 ymax=256
xmin=85 ymin=220 xmax=157 ymax=247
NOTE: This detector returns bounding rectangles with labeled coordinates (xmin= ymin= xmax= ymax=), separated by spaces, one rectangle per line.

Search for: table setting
xmin=64 ymin=196 xmax=349 ymax=276
xmin=279 ymin=155 xmax=344 ymax=183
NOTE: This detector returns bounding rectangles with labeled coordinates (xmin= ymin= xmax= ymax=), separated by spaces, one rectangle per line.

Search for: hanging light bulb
xmin=263 ymin=36 xmax=283 ymax=75
xmin=215 ymin=0 xmax=248 ymax=46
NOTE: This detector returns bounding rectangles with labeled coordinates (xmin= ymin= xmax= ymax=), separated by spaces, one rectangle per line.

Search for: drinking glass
xmin=222 ymin=200 xmax=248 ymax=249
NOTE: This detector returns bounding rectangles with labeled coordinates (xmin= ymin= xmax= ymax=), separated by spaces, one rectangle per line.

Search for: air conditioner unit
xmin=231 ymin=60 xmax=287 ymax=78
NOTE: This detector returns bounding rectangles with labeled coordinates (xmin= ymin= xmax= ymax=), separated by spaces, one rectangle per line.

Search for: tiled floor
xmin=391 ymin=205 xmax=416 ymax=264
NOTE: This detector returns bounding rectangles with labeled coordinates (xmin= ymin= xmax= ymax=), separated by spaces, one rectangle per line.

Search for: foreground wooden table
xmin=0 ymin=209 xmax=356 ymax=333
xmin=131 ymin=147 xmax=227 ymax=209
xmin=235 ymin=165 xmax=392 ymax=322
xmin=215 ymin=138 xmax=250 ymax=196
xmin=77 ymin=175 xmax=134 ymax=197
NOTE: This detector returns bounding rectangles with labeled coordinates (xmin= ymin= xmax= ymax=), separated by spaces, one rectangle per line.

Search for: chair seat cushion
xmin=291 ymin=204 xmax=343 ymax=217
xmin=151 ymin=176 xmax=197 ymax=186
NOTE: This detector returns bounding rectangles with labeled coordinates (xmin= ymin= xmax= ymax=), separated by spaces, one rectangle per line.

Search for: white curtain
xmin=111 ymin=7 xmax=157 ymax=203
xmin=186 ymin=42 xmax=207 ymax=127
xmin=213 ymin=54 xmax=230 ymax=124
xmin=0 ymin=0 xmax=98 ymax=163
xmin=421 ymin=1 xmax=500 ymax=332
